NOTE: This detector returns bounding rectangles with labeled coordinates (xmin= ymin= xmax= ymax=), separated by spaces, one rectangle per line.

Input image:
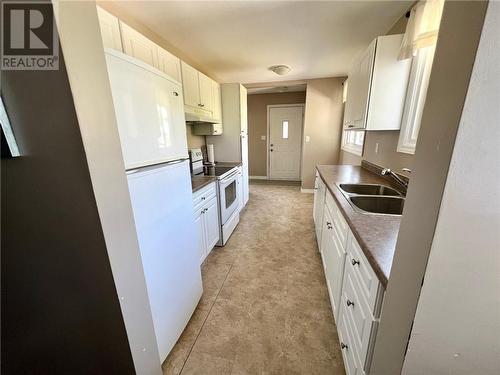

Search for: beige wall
xmin=186 ymin=124 xmax=206 ymax=150
xmin=247 ymin=91 xmax=307 ymax=176
xmin=339 ymin=9 xmax=412 ymax=170
xmin=301 ymin=77 xmax=345 ymax=189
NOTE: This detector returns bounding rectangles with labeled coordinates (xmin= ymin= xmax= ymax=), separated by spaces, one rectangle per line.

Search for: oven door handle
xmin=220 ymin=170 xmax=239 ymax=184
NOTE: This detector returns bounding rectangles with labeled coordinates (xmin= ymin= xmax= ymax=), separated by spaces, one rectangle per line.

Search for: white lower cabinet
xmin=193 ymin=182 xmax=220 ymax=264
xmin=314 ymin=172 xmax=384 ymax=375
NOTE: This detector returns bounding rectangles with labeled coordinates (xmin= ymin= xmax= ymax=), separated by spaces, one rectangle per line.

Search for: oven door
xmin=219 ymin=170 xmax=240 ymax=224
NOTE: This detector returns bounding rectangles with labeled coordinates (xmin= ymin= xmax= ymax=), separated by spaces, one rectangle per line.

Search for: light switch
xmin=261 ymin=135 xmax=266 ymax=140
xmin=375 ymin=143 xmax=379 ymax=154
xmin=305 ymin=136 xmax=310 ymax=143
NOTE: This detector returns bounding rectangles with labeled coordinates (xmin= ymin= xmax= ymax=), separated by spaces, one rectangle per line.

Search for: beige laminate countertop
xmin=316 ymin=165 xmax=403 ymax=287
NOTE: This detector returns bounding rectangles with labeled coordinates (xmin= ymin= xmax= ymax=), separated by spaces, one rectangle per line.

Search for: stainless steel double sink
xmin=337 ymin=183 xmax=405 ymax=216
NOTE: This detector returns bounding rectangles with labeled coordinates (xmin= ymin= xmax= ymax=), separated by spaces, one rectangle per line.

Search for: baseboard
xmin=301 ymin=188 xmax=314 ymax=194
xmin=249 ymin=176 xmax=267 ymax=180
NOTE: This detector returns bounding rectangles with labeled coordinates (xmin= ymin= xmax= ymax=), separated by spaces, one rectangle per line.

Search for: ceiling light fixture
xmin=269 ymin=65 xmax=291 ymax=76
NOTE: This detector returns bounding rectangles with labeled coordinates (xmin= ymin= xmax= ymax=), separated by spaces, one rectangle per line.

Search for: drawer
xmin=342 ymin=264 xmax=377 ymax=369
xmin=325 ymin=190 xmax=349 ymax=248
xmin=338 ymin=307 xmax=365 ymax=375
xmin=193 ymin=182 xmax=216 ymax=212
xmin=346 ymin=235 xmax=383 ymax=317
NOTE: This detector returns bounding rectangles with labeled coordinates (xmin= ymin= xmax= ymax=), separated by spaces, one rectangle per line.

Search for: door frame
xmin=266 ymin=104 xmax=305 ymax=180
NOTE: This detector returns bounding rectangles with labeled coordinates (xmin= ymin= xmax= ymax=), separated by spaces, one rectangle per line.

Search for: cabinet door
xmin=203 ymin=199 xmax=220 ymax=253
xmin=212 ymin=81 xmax=222 ymax=122
xmin=198 ymin=72 xmax=213 ymax=112
xmin=351 ymin=39 xmax=376 ymax=129
xmin=120 ymin=22 xmax=159 ymax=68
xmin=193 ymin=209 xmax=206 ymax=264
xmin=96 ymin=7 xmax=123 ymax=51
xmin=157 ymin=46 xmax=181 ymax=83
xmin=181 ymin=62 xmax=200 ymax=108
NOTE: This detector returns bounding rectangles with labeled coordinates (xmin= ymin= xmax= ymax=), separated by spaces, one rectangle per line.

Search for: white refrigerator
xmin=105 ymin=49 xmax=202 ymax=361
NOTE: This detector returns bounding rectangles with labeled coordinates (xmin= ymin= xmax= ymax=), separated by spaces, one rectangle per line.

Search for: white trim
xmin=266 ymin=104 xmax=305 ymax=180
xmin=249 ymin=175 xmax=267 ymax=180
xmin=301 ymin=188 xmax=314 ymax=194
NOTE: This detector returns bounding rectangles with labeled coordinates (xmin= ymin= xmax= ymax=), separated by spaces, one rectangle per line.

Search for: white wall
xmin=402 ymin=3 xmax=500 ymax=374
xmin=53 ymin=1 xmax=162 ymax=374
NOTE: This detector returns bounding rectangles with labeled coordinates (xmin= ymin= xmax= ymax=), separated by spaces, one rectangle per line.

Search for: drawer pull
xmin=201 ymin=197 xmax=206 ymax=200
xmin=351 ymin=259 xmax=360 ymax=266
xmin=326 ymin=221 xmax=333 ymax=229
xmin=341 ymin=342 xmax=348 ymax=350
xmin=347 ymin=299 xmax=355 ymax=308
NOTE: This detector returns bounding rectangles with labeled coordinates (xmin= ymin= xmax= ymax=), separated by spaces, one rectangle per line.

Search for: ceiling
xmin=247 ymin=84 xmax=307 ymax=95
xmin=108 ymin=1 xmax=411 ymax=84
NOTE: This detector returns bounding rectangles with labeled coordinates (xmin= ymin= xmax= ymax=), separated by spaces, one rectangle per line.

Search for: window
xmin=397 ymin=46 xmax=436 ymax=154
xmin=341 ymin=130 xmax=365 ymax=156
xmin=282 ymin=120 xmax=289 ymax=139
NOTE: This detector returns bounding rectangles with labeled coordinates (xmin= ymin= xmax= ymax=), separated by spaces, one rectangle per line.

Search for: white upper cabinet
xmin=96 ymin=7 xmax=123 ymax=51
xmin=198 ymin=72 xmax=214 ymax=112
xmin=120 ymin=21 xmax=159 ymax=69
xmin=212 ymin=81 xmax=222 ymax=122
xmin=181 ymin=62 xmax=201 ymax=108
xmin=157 ymin=46 xmax=181 ymax=83
xmin=344 ymin=34 xmax=411 ymax=131
xmin=181 ymin=62 xmax=221 ymax=123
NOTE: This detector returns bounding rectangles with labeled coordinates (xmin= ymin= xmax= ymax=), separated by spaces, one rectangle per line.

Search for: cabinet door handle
xmin=201 ymin=197 xmax=206 ymax=200
xmin=348 ymin=124 xmax=354 ymax=128
xmin=173 ymin=91 xmax=179 ymax=96
xmin=200 ymin=103 xmax=205 ymax=107
xmin=351 ymin=259 xmax=360 ymax=266
xmin=341 ymin=342 xmax=348 ymax=350
xmin=347 ymin=299 xmax=355 ymax=308
xmin=204 ymin=208 xmax=208 ymax=213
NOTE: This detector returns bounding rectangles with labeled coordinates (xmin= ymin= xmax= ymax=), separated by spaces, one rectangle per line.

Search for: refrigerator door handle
xmin=126 ymin=158 xmax=189 ymax=175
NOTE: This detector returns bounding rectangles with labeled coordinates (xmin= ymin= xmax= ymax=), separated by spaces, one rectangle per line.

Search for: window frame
xmin=397 ymin=45 xmax=436 ymax=154
xmin=341 ymin=129 xmax=365 ymax=156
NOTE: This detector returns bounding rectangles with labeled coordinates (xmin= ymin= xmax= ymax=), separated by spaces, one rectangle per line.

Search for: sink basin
xmin=349 ymin=196 xmax=405 ymax=215
xmin=339 ymin=183 xmax=402 ymax=196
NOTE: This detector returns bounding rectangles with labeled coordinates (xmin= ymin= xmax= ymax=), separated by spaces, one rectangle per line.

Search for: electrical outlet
xmin=306 ymin=136 xmax=310 ymax=143
xmin=261 ymin=135 xmax=266 ymax=140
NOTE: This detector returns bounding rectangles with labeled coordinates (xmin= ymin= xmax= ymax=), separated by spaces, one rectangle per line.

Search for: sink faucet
xmin=381 ymin=168 xmax=410 ymax=191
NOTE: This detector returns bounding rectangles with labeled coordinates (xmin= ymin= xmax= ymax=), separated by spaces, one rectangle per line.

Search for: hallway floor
xmin=163 ymin=183 xmax=345 ymax=375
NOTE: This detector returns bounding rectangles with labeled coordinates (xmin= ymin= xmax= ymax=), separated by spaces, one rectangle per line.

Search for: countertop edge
xmin=317 ymin=166 xmax=399 ymax=287
xmin=191 ymin=176 xmax=217 ymax=193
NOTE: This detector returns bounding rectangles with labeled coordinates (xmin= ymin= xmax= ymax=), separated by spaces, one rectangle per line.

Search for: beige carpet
xmin=163 ymin=182 xmax=345 ymax=375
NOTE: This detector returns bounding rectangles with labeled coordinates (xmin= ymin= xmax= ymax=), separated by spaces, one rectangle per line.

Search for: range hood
xmin=185 ymin=111 xmax=220 ymax=124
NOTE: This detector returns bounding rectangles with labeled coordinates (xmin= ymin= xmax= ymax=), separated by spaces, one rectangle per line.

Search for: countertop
xmin=316 ymin=165 xmax=402 ymax=287
xmin=190 ymin=162 xmax=242 ymax=193
xmin=191 ymin=176 xmax=216 ymax=193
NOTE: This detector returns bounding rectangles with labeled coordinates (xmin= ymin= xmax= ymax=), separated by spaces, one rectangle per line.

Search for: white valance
xmin=399 ymin=0 xmax=445 ymax=60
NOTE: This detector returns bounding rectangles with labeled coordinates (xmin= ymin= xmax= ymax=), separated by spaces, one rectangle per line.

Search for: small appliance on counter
xmin=189 ymin=148 xmax=241 ymax=246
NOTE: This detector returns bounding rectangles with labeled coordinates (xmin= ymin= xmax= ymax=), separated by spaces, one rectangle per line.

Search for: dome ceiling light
xmin=269 ymin=65 xmax=291 ymax=76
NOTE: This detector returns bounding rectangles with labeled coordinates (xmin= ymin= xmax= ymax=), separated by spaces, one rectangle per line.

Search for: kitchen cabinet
xmin=157 ymin=46 xmax=181 ymax=83
xmin=313 ymin=172 xmax=326 ymax=247
xmin=320 ymin=190 xmax=348 ymax=322
xmin=193 ymin=182 xmax=219 ymax=264
xmin=212 ymin=81 xmax=222 ymax=122
xmin=206 ymin=84 xmax=249 ymax=207
xmin=96 ymin=6 xmax=123 ymax=51
xmin=181 ymin=62 xmax=219 ymax=122
xmin=314 ymin=172 xmax=385 ymax=374
xmin=344 ymin=34 xmax=411 ymax=131
xmin=120 ymin=21 xmax=159 ymax=69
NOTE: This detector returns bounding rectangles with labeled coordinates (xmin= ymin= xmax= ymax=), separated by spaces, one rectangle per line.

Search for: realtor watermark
xmin=1 ymin=1 xmax=59 ymax=70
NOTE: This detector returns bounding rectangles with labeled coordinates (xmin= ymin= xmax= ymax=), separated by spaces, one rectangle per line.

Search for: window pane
xmin=282 ymin=121 xmax=289 ymax=139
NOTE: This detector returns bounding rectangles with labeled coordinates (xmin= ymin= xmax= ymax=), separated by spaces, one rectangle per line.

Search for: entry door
xmin=269 ymin=106 xmax=304 ymax=180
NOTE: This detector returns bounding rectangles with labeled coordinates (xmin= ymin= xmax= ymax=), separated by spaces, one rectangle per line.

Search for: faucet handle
xmin=402 ymin=168 xmax=412 ymax=174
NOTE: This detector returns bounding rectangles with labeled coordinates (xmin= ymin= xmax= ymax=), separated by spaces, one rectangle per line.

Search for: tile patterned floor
xmin=163 ymin=183 xmax=345 ymax=375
